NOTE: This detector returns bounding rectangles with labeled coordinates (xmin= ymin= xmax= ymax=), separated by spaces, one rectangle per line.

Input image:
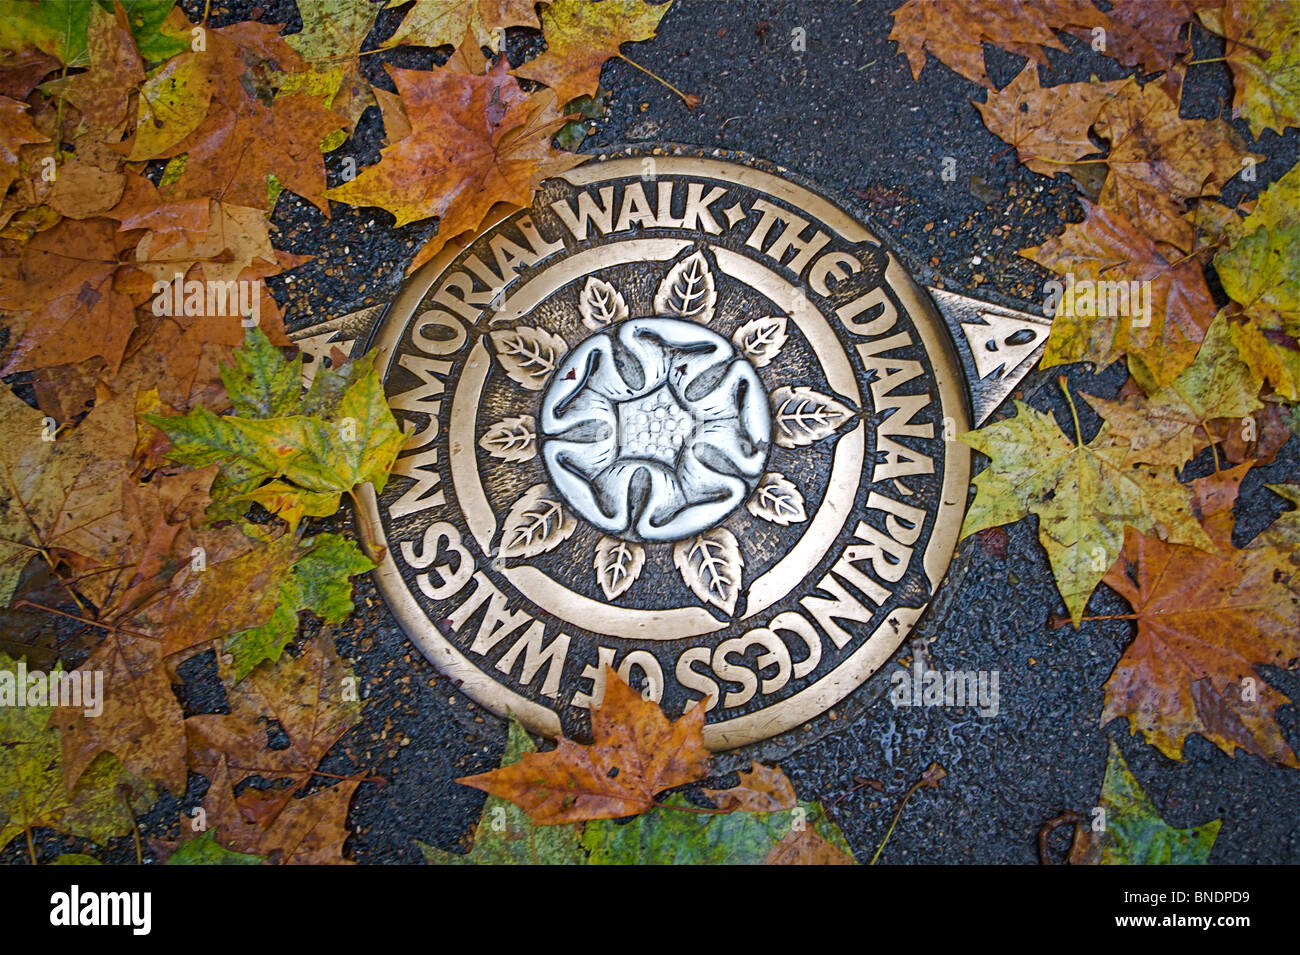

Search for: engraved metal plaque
xmin=345 ymin=149 xmax=1051 ymax=748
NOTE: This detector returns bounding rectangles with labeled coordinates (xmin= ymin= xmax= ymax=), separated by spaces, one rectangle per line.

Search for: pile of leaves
xmin=892 ymin=0 xmax=1300 ymax=776
xmin=0 ymin=0 xmax=679 ymax=865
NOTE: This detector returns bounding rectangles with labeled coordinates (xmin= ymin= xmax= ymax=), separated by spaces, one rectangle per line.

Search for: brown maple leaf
xmin=1093 ymin=82 xmax=1260 ymax=243
xmin=1021 ymin=199 xmax=1216 ymax=385
xmin=890 ymin=0 xmax=1106 ymax=88
xmin=459 ymin=667 xmax=711 ymax=824
xmin=705 ymin=762 xmax=797 ymax=812
xmin=187 ymin=637 xmax=363 ymax=784
xmin=1062 ymin=0 xmax=1215 ymax=75
xmin=0 ymin=95 xmax=47 ymax=196
xmin=324 ymin=60 xmax=584 ymax=268
xmin=763 ymin=826 xmax=856 ymax=865
xmin=0 ymin=218 xmax=138 ymax=374
xmin=1101 ymin=471 xmax=1300 ymax=768
xmin=52 ymin=3 xmax=144 ymax=138
xmin=975 ymin=65 xmax=1131 ymax=177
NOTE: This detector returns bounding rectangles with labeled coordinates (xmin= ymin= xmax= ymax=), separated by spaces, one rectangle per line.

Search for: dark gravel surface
xmin=14 ymin=0 xmax=1296 ymax=866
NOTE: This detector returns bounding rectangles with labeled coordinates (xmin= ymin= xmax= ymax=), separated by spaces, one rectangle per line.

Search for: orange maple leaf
xmin=1102 ymin=471 xmax=1300 ymax=768
xmin=459 ymin=667 xmax=711 ymax=824
xmin=325 ymin=59 xmax=584 ymax=269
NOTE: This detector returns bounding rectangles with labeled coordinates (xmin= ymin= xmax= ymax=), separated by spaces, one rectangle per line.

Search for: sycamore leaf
xmin=1215 ymin=161 xmax=1300 ymax=329
xmin=419 ymin=718 xmax=585 ymax=865
xmin=1061 ymin=0 xmax=1204 ymax=75
xmin=582 ymin=793 xmax=854 ymax=865
xmin=0 ymin=0 xmax=184 ymax=67
xmin=1204 ymin=0 xmax=1300 ymax=137
xmin=219 ymin=326 xmax=304 ymax=419
xmin=0 ymin=218 xmax=137 ymax=374
xmin=0 ymin=386 xmax=134 ymax=607
xmin=1227 ymin=318 xmax=1300 ymax=402
xmin=51 ymin=4 xmax=144 ymax=138
xmin=189 ymin=638 xmax=363 ymax=786
xmin=229 ymin=780 xmax=360 ymax=865
xmin=705 ymin=762 xmax=797 ymax=813
xmin=1082 ymin=310 xmax=1262 ymax=468
xmin=512 ymin=0 xmax=671 ymax=105
xmin=145 ymin=329 xmax=405 ymax=528
xmin=225 ymin=534 xmax=374 ymax=680
xmin=459 ymin=667 xmax=711 ymax=825
xmin=383 ymin=0 xmax=541 ymax=52
xmin=763 ymin=824 xmax=857 ymax=865
xmin=282 ymin=0 xmax=385 ymax=131
xmin=165 ymin=828 xmax=264 ymax=865
xmin=889 ymin=0 xmax=1104 ymax=88
xmin=324 ymin=61 xmax=585 ymax=264
xmin=975 ymin=65 xmax=1131 ymax=178
xmin=1022 ymin=199 xmax=1216 ymax=386
xmin=126 ymin=51 xmax=214 ymax=161
xmin=1070 ymin=741 xmax=1221 ymax=864
xmin=960 ymin=388 xmax=1213 ymax=626
xmin=1093 ymin=82 xmax=1260 ymax=240
xmin=0 ymin=653 xmax=153 ymax=856
xmin=1101 ymin=504 xmax=1300 ymax=767
xmin=0 ymin=94 xmax=47 ymax=196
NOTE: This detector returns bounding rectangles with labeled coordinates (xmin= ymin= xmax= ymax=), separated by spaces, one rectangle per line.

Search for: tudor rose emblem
xmin=343 ymin=152 xmax=1052 ymax=749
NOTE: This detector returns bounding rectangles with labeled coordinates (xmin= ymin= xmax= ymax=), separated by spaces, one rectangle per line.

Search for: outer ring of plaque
xmin=357 ymin=147 xmax=973 ymax=750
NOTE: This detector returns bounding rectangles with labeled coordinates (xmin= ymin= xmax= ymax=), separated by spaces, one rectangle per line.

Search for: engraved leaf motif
xmin=594 ymin=536 xmax=645 ymax=600
xmin=673 ymin=528 xmax=743 ymax=616
xmin=731 ymin=315 xmax=788 ymax=368
xmin=746 ymin=472 xmax=807 ymax=526
xmin=771 ymin=386 xmax=853 ymax=448
xmin=499 ymin=484 xmax=577 ymax=559
xmin=654 ymin=250 xmax=716 ymax=324
xmin=490 ymin=326 xmax=569 ymax=391
xmin=580 ymin=277 xmax=629 ymax=330
xmin=479 ymin=415 xmax=536 ymax=463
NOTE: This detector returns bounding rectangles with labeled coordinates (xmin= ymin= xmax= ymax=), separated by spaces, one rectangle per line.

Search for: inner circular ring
xmin=539 ymin=316 xmax=772 ymax=542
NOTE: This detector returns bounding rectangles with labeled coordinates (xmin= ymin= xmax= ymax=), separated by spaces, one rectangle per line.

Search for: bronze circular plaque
xmin=360 ymin=149 xmax=971 ymax=748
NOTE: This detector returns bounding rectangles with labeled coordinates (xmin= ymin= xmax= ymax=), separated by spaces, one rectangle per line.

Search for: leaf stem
xmin=1187 ymin=56 xmax=1227 ymax=65
xmin=616 ymin=54 xmax=699 ymax=108
xmin=871 ymin=779 xmax=923 ymax=864
xmin=1059 ymin=375 xmax=1084 ymax=446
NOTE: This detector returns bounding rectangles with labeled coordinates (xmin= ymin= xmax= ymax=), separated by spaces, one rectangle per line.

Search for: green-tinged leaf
xmin=127 ymin=51 xmax=213 ymax=161
xmin=220 ymin=326 xmax=304 ymax=418
xmin=0 ymin=0 xmax=184 ymax=66
xmin=582 ymin=795 xmax=853 ymax=865
xmin=1072 ymin=741 xmax=1220 ymax=865
xmin=0 ymin=654 xmax=154 ymax=855
xmin=419 ymin=718 xmax=585 ymax=865
xmin=225 ymin=533 xmax=373 ymax=680
xmin=1203 ymin=0 xmax=1300 ymax=138
xmin=960 ymin=388 xmax=1213 ymax=625
xmin=51 ymin=853 xmax=102 ymax=865
xmin=166 ymin=828 xmax=264 ymax=865
xmin=1083 ymin=310 xmax=1263 ymax=467
xmin=145 ymin=328 xmax=404 ymax=527
xmin=282 ymin=0 xmax=382 ymax=130
xmin=1215 ymin=161 xmax=1300 ymax=328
